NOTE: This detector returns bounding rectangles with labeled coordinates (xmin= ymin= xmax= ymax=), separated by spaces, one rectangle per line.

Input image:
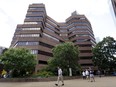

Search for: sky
xmin=0 ymin=0 xmax=116 ymax=48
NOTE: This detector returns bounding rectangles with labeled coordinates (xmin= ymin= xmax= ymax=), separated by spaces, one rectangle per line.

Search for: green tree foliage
xmin=0 ymin=48 xmax=36 ymax=77
xmin=92 ymin=36 xmax=116 ymax=71
xmin=47 ymin=42 xmax=80 ymax=76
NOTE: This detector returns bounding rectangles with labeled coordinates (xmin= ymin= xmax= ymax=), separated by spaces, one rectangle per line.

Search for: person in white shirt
xmin=85 ymin=69 xmax=89 ymax=79
xmin=82 ymin=71 xmax=86 ymax=79
xmin=55 ymin=67 xmax=64 ymax=86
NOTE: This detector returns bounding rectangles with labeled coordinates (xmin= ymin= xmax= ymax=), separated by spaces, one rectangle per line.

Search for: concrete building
xmin=10 ymin=3 xmax=96 ymax=72
xmin=111 ymin=0 xmax=116 ymax=17
xmin=109 ymin=0 xmax=116 ymax=25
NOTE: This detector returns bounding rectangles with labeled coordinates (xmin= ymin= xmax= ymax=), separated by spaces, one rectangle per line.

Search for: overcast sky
xmin=0 ymin=0 xmax=116 ymax=48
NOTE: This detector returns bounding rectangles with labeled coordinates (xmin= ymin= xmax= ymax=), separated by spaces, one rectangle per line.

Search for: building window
xmin=72 ymin=30 xmax=89 ymax=33
xmin=60 ymin=34 xmax=68 ymax=36
xmin=16 ymin=34 xmax=40 ymax=37
xmin=16 ymin=41 xmax=39 ymax=46
xmin=60 ymin=30 xmax=67 ymax=32
xmin=76 ymin=34 xmax=89 ymax=37
xmin=45 ymin=27 xmax=54 ymax=32
xmin=24 ymin=22 xmax=38 ymax=24
xmin=46 ymin=23 xmax=55 ymax=29
xmin=29 ymin=7 xmax=44 ymax=10
xmin=39 ymin=42 xmax=54 ymax=48
xmin=26 ymin=16 xmax=43 ymax=19
xmin=75 ymin=26 xmax=89 ymax=29
xmin=27 ymin=11 xmax=43 ymax=14
xmin=43 ymin=33 xmax=59 ymax=42
xmin=22 ymin=28 xmax=41 ymax=30
xmin=80 ymin=17 xmax=86 ymax=20
xmin=77 ymin=39 xmax=85 ymax=42
xmin=15 ymin=28 xmax=21 ymax=32
xmin=77 ymin=39 xmax=90 ymax=42
xmin=73 ymin=22 xmax=87 ymax=25
xmin=30 ymin=49 xmax=38 ymax=54
xmin=38 ymin=50 xmax=53 ymax=57
xmin=60 ymin=26 xmax=67 ymax=28
xmin=69 ymin=27 xmax=75 ymax=31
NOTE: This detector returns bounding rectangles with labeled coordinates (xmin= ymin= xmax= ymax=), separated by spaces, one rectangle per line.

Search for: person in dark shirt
xmin=89 ymin=70 xmax=95 ymax=82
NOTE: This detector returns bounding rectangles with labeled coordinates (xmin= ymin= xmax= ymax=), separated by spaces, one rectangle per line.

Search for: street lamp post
xmin=68 ymin=65 xmax=72 ymax=76
xmin=69 ymin=67 xmax=72 ymax=76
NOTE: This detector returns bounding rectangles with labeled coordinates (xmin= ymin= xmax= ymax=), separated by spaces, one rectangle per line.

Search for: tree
xmin=0 ymin=48 xmax=36 ymax=77
xmin=92 ymin=36 xmax=116 ymax=72
xmin=47 ymin=42 xmax=80 ymax=76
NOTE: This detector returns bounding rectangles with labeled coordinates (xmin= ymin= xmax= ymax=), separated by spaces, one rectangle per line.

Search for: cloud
xmin=0 ymin=8 xmax=17 ymax=47
xmin=83 ymin=0 xmax=109 ymax=15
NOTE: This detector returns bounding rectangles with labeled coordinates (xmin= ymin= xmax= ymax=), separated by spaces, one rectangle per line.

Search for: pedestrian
xmin=55 ymin=67 xmax=64 ymax=86
xmin=85 ymin=69 xmax=89 ymax=79
xmin=82 ymin=70 xmax=86 ymax=79
xmin=1 ymin=69 xmax=7 ymax=78
xmin=90 ymin=70 xmax=95 ymax=82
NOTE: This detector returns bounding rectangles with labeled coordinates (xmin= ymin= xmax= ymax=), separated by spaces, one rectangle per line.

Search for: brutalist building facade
xmin=10 ymin=4 xmax=96 ymax=72
xmin=111 ymin=0 xmax=116 ymax=17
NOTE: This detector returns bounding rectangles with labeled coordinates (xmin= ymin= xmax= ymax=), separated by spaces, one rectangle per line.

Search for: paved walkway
xmin=0 ymin=76 xmax=116 ymax=87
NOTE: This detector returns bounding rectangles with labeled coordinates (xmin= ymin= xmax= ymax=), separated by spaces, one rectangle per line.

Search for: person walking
xmin=55 ymin=67 xmax=64 ymax=86
xmin=85 ymin=69 xmax=89 ymax=79
xmin=89 ymin=70 xmax=95 ymax=82
xmin=82 ymin=70 xmax=86 ymax=79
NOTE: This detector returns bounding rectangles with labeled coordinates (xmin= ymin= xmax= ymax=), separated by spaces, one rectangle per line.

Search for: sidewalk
xmin=0 ymin=76 xmax=116 ymax=87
